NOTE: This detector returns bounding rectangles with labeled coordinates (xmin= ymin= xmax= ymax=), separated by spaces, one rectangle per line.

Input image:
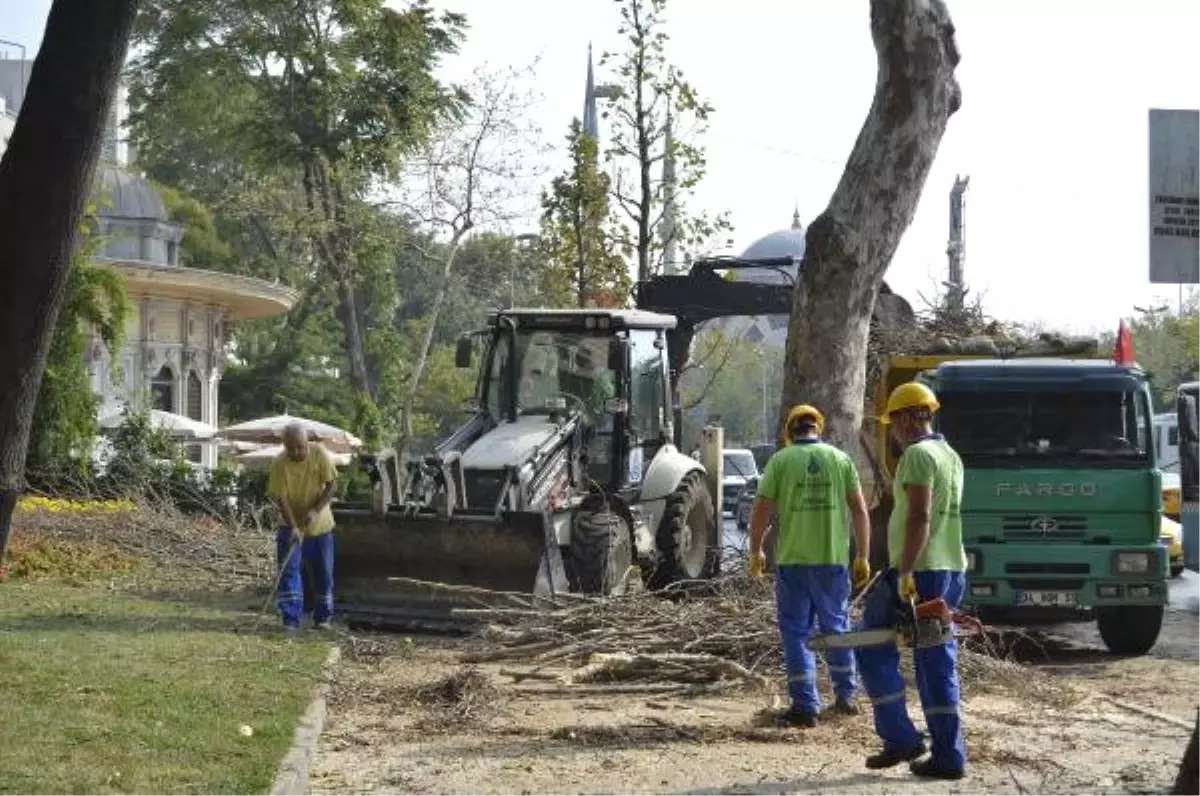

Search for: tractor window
xmin=484 ymin=335 xmax=511 ymax=420
xmin=510 ymin=330 xmax=616 ymax=419
xmin=629 ymin=329 xmax=667 ymax=446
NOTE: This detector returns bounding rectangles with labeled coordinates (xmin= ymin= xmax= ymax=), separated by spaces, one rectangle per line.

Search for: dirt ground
xmin=310 ymin=606 xmax=1198 ymax=796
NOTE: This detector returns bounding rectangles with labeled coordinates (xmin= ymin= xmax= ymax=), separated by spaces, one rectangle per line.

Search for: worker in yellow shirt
xmin=268 ymin=423 xmax=340 ymax=631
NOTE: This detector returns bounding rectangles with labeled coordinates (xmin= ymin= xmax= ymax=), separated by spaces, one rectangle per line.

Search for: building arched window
xmin=186 ymin=371 xmax=203 ymax=421
xmin=150 ymin=365 xmax=174 ymax=412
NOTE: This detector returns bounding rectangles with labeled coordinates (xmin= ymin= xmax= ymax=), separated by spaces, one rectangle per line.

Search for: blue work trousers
xmin=854 ymin=570 xmax=967 ymax=771
xmin=775 ymin=564 xmax=857 ymax=714
xmin=276 ymin=527 xmax=335 ymax=628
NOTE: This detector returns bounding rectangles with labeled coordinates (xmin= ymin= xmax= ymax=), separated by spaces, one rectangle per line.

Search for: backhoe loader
xmin=333 ymin=308 xmax=721 ymax=628
xmin=330 ymin=257 xmax=917 ymax=629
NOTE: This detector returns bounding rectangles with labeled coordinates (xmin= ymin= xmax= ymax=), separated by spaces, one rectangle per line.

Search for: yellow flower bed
xmin=16 ymin=495 xmax=138 ymax=514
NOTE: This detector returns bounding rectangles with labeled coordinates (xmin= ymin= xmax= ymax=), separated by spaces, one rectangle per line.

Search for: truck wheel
xmin=649 ymin=472 xmax=718 ymax=589
xmin=1096 ymin=604 xmax=1164 ymax=655
xmin=570 ymin=504 xmax=633 ymax=597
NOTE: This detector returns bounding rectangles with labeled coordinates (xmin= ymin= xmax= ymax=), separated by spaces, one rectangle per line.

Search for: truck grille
xmin=1002 ymin=514 xmax=1088 ymax=540
xmin=1005 ymin=562 xmax=1090 ymax=575
xmin=463 ymin=469 xmax=508 ymax=511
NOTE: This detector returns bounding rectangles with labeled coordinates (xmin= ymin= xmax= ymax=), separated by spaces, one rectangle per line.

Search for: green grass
xmin=0 ymin=582 xmax=332 ymax=794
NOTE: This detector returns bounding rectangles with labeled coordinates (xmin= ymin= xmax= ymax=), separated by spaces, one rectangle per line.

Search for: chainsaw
xmin=808 ymin=590 xmax=983 ymax=652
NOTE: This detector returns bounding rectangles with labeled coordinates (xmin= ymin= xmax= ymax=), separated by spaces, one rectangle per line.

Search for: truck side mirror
xmin=455 ymin=337 xmax=473 ymax=369
xmin=608 ymin=338 xmax=627 ymax=372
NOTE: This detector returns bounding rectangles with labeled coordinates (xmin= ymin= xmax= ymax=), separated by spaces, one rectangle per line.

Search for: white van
xmin=1155 ymin=412 xmax=1180 ymax=473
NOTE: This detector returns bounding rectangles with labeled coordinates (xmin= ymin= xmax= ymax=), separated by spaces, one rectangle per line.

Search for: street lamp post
xmin=753 ymin=346 xmax=769 ymax=445
xmin=514 ymin=233 xmax=539 ymax=309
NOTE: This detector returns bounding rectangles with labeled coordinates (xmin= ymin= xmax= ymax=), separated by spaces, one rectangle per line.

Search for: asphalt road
xmin=1170 ymin=568 xmax=1200 ymax=614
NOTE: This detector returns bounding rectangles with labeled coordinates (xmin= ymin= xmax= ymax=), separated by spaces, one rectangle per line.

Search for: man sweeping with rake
xmin=269 ymin=422 xmax=340 ymax=632
xmin=747 ymin=404 xmax=873 ymax=727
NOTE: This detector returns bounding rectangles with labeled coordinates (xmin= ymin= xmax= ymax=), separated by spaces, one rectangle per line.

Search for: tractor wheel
xmin=1096 ymin=604 xmax=1164 ymax=655
xmin=570 ymin=502 xmax=633 ymax=597
xmin=649 ymin=472 xmax=719 ymax=590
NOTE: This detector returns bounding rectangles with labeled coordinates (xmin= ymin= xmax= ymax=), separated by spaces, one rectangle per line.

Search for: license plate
xmin=1015 ymin=590 xmax=1077 ymax=607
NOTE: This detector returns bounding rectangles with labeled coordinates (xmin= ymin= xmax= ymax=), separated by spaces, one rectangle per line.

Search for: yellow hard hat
xmin=881 ymin=382 xmax=940 ymax=424
xmin=783 ymin=404 xmax=825 ymax=443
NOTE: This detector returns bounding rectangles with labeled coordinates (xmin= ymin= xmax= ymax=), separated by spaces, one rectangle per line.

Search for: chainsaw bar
xmin=808 ymin=628 xmax=899 ymax=651
xmin=809 ymin=624 xmax=979 ymax=651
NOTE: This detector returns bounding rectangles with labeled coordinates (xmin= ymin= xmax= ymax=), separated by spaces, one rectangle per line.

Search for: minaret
xmin=583 ymin=43 xmax=599 ymax=141
xmin=660 ymin=111 xmax=679 ymax=273
xmin=946 ymin=175 xmax=970 ymax=311
xmin=791 ymin=205 xmax=802 ymax=230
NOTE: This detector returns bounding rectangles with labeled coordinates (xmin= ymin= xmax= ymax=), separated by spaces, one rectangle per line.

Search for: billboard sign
xmin=1148 ymin=109 xmax=1199 ymax=284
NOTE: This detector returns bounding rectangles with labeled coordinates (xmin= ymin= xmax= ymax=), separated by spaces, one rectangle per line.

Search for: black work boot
xmin=910 ymin=758 xmax=965 ymax=780
xmin=865 ymin=743 xmax=927 ymax=769
xmin=778 ymin=706 xmax=819 ymax=728
xmin=827 ymin=697 xmax=861 ymax=716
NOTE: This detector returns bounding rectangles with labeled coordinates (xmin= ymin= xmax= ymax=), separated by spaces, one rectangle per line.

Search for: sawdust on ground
xmin=311 ymin=632 xmax=1196 ymax=795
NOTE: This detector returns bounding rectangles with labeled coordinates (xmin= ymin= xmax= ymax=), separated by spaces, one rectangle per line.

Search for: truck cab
xmin=923 ymin=358 xmax=1167 ymax=655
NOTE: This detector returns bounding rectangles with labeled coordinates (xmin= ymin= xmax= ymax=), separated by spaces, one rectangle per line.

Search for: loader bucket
xmin=331 ymin=506 xmax=568 ymax=631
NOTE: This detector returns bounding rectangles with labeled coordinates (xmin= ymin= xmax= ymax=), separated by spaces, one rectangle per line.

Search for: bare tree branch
xmin=683 ymin=331 xmax=741 ymax=410
xmin=384 ymin=61 xmax=547 ymax=463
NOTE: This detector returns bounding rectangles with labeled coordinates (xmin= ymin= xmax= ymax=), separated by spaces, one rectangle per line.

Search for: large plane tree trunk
xmin=780 ymin=0 xmax=961 ymax=454
xmin=1174 ymin=714 xmax=1199 ymax=796
xmin=0 ymin=0 xmax=139 ymax=563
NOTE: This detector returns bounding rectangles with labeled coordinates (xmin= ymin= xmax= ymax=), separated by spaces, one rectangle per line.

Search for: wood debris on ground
xmin=436 ymin=568 xmax=1079 ymax=706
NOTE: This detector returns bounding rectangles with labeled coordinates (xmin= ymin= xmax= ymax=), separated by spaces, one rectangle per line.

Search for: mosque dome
xmin=739 ymin=208 xmax=806 ymax=261
xmin=94 ymin=162 xmax=169 ymax=222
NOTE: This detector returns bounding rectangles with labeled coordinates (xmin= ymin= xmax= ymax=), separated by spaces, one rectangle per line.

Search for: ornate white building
xmin=86 ymin=164 xmax=297 ymax=467
xmin=1 ymin=55 xmax=298 ymax=467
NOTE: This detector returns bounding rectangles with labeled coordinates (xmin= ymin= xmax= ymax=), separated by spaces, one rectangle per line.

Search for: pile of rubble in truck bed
xmin=913 ymin=332 xmax=1099 ymax=358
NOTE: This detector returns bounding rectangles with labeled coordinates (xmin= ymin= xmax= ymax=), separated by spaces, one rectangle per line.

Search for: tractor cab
xmin=457 ymin=308 xmax=678 ymax=494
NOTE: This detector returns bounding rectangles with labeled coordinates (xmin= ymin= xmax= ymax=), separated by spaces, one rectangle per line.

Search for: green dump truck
xmin=920 ymin=358 xmax=1168 ymax=654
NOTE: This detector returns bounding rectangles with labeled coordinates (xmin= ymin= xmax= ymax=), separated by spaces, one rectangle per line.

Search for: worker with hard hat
xmin=747 ymin=403 xmax=872 ymax=727
xmin=855 ymin=381 xmax=968 ymax=780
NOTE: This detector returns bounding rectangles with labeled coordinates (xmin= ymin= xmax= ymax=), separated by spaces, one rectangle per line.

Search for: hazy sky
xmin=6 ymin=0 xmax=1199 ymax=335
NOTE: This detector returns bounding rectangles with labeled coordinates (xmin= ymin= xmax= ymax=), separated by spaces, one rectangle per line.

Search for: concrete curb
xmin=271 ymin=644 xmax=341 ymax=796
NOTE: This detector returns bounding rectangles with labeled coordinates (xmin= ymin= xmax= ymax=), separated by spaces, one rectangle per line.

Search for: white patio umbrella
xmin=219 ymin=413 xmax=362 ymax=452
xmin=235 ymin=443 xmax=354 ymax=468
xmin=98 ymin=409 xmax=218 ymax=440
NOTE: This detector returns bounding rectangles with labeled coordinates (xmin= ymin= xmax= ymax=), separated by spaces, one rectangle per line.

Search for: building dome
xmin=739 ymin=208 xmax=806 ymax=261
xmin=94 ymin=162 xmax=169 ymax=222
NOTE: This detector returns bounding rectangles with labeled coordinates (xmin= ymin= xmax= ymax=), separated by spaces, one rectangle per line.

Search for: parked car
xmin=721 ymin=448 xmax=759 ymax=516
xmin=735 ymin=480 xmax=756 ymax=530
xmin=1161 ymin=515 xmax=1185 ymax=578
xmin=1157 ymin=471 xmax=1185 ymax=576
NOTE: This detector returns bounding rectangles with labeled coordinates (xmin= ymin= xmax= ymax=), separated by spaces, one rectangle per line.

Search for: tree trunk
xmin=1173 ymin=714 xmax=1199 ymax=796
xmin=780 ymin=0 xmax=961 ymax=453
xmin=0 ymin=0 xmax=139 ymax=562
xmin=395 ymin=235 xmax=466 ymax=465
xmin=335 ymin=280 xmax=373 ymax=397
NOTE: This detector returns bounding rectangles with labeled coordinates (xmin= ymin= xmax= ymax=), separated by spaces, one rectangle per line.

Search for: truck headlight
xmin=966 ymin=550 xmax=980 ymax=573
xmin=1112 ymin=552 xmax=1153 ymax=574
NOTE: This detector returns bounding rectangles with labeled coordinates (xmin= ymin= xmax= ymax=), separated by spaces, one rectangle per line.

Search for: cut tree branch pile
xmin=11 ymin=499 xmax=273 ymax=592
xmin=448 ymin=569 xmax=1077 ymax=705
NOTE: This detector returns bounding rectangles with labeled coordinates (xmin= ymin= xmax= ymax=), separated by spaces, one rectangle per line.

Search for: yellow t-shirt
xmin=267 ymin=444 xmax=339 ymax=537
